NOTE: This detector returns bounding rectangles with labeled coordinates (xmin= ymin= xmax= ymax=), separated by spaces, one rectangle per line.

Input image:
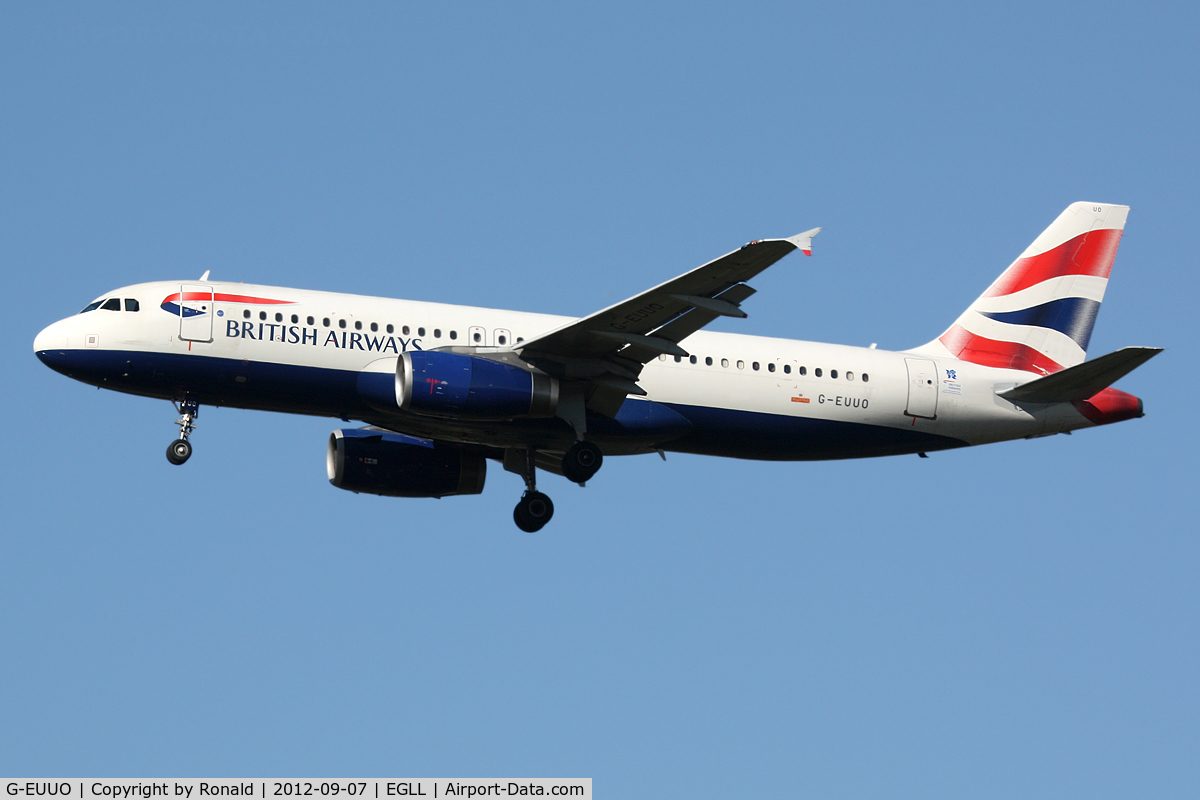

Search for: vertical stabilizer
xmin=915 ymin=202 xmax=1129 ymax=374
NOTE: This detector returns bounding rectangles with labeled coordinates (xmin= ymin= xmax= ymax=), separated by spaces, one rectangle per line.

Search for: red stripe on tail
xmin=983 ymin=228 xmax=1122 ymax=298
xmin=939 ymin=324 xmax=1065 ymax=374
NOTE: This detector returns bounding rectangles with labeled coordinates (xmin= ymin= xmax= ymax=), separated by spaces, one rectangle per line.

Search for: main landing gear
xmin=166 ymin=399 xmax=199 ymax=465
xmin=511 ymin=449 xmax=554 ymax=532
xmin=507 ymin=440 xmax=604 ymax=531
xmin=561 ymin=439 xmax=603 ymax=484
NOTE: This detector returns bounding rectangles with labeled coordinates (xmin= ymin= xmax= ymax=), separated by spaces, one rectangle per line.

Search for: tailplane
xmin=915 ymin=202 xmax=1129 ymax=374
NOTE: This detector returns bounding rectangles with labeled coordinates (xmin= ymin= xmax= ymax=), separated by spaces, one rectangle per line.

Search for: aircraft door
xmin=468 ymin=326 xmax=486 ymax=346
xmin=179 ymin=284 xmax=214 ymax=343
xmin=904 ymin=358 xmax=938 ymax=419
xmin=494 ymin=328 xmax=512 ymax=347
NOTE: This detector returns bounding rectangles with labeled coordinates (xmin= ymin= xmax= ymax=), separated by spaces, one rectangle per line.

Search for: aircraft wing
xmin=517 ymin=228 xmax=819 ymax=414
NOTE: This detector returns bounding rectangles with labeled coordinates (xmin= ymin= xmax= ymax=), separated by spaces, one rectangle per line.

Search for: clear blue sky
xmin=3 ymin=2 xmax=1196 ymax=796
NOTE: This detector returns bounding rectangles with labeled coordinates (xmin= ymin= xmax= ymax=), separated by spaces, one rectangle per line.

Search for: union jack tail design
xmin=917 ymin=202 xmax=1129 ymax=374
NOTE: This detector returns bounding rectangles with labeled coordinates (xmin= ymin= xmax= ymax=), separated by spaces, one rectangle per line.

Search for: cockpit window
xmin=80 ymin=300 xmax=104 ymax=314
xmin=124 ymin=299 xmax=140 ymax=312
xmin=101 ymin=298 xmax=121 ymax=311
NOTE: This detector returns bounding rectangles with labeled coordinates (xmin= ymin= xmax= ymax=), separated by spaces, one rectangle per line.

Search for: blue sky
xmin=2 ymin=2 xmax=1197 ymax=796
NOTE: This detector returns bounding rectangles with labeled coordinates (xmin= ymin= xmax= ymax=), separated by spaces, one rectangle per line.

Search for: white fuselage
xmin=34 ymin=279 xmax=1098 ymax=461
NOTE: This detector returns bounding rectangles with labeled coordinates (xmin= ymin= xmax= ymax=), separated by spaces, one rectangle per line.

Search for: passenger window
xmin=102 ymin=298 xmax=121 ymax=311
xmin=81 ymin=300 xmax=104 ymax=313
xmin=124 ymin=299 xmax=140 ymax=312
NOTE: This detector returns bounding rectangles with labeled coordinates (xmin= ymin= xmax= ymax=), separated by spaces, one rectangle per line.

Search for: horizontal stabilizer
xmin=998 ymin=346 xmax=1162 ymax=403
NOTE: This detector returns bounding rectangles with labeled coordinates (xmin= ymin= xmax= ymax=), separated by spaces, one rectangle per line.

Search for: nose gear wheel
xmin=167 ymin=399 xmax=200 ymax=465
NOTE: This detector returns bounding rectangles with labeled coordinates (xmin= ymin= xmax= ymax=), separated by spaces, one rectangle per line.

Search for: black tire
xmin=561 ymin=440 xmax=603 ymax=483
xmin=514 ymin=491 xmax=554 ymax=532
xmin=166 ymin=438 xmax=192 ymax=465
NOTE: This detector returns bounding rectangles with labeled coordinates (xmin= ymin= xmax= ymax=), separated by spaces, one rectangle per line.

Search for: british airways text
xmin=224 ymin=321 xmax=423 ymax=352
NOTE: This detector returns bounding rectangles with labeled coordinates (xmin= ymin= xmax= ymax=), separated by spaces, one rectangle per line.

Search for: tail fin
xmin=916 ymin=202 xmax=1129 ymax=374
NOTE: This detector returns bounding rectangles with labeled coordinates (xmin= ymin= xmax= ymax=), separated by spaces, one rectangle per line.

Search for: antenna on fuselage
xmin=199 ymin=270 xmax=210 ymax=281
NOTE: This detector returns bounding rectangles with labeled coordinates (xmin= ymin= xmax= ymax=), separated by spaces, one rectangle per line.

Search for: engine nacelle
xmin=397 ymin=350 xmax=559 ymax=419
xmin=327 ymin=429 xmax=486 ymax=498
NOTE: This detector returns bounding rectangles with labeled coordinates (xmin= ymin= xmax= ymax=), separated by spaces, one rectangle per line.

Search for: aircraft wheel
xmin=561 ymin=440 xmax=603 ymax=483
xmin=514 ymin=491 xmax=554 ymax=532
xmin=166 ymin=438 xmax=192 ymax=465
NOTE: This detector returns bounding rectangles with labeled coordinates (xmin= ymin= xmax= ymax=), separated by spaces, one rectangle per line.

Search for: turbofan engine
xmin=396 ymin=350 xmax=559 ymax=419
xmin=327 ymin=429 xmax=486 ymax=498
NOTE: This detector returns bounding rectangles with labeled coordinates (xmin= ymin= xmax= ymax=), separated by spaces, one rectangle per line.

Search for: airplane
xmin=33 ymin=202 xmax=1160 ymax=531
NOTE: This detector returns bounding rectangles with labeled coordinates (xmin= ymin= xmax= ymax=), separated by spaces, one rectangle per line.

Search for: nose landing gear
xmin=166 ymin=399 xmax=199 ymax=465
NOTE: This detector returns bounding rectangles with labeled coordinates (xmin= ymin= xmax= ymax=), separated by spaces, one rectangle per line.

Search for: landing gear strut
xmin=510 ymin=449 xmax=554 ymax=532
xmin=166 ymin=399 xmax=199 ymax=465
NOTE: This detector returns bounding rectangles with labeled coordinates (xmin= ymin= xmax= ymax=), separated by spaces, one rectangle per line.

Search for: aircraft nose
xmin=34 ymin=318 xmax=76 ymax=373
xmin=34 ymin=319 xmax=66 ymax=354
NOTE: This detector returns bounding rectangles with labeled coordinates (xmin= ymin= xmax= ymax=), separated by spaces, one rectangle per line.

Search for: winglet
xmin=785 ymin=227 xmax=822 ymax=256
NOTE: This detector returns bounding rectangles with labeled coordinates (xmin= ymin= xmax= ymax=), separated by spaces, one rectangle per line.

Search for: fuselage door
xmin=904 ymin=357 xmax=938 ymax=419
xmin=179 ymin=284 xmax=214 ymax=343
xmin=494 ymin=328 xmax=512 ymax=347
xmin=468 ymin=326 xmax=486 ymax=346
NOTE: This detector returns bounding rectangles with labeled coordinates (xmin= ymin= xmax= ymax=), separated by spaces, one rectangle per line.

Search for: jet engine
xmin=396 ymin=350 xmax=559 ymax=419
xmin=327 ymin=429 xmax=486 ymax=498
